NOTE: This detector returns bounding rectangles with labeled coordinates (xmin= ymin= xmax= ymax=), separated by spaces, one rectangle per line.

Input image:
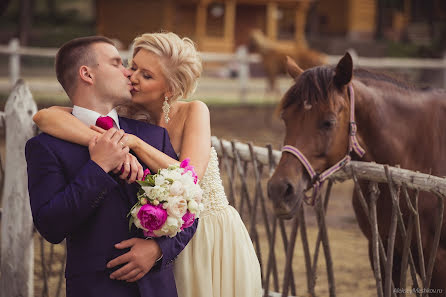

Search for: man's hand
xmin=107 ymin=238 xmax=162 ymax=282
xmin=89 ymin=128 xmax=129 ymax=172
xmin=112 ymin=153 xmax=144 ymax=183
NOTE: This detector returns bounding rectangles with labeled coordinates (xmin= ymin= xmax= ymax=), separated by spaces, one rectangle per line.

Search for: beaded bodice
xmin=198 ymin=147 xmax=229 ymax=217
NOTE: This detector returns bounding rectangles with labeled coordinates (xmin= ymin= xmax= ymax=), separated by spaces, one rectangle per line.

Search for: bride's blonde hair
xmin=117 ymin=32 xmax=202 ymax=122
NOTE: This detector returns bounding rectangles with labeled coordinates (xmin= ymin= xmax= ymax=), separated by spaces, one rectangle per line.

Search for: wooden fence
xmin=0 ymin=81 xmax=445 ymax=297
xmin=1 ymin=38 xmax=446 ymax=101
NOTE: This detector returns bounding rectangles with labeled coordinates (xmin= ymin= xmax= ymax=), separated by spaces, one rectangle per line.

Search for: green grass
xmin=1 ymin=0 xmax=95 ymax=47
xmin=386 ymin=41 xmax=421 ymax=58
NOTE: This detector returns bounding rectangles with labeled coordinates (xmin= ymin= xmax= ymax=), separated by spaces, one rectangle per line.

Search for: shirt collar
xmin=72 ymin=105 xmax=120 ymax=129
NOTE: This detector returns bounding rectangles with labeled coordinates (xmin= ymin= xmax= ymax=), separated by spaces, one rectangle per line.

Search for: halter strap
xmin=348 ymin=85 xmax=366 ymax=157
xmin=282 ymin=84 xmax=365 ymax=205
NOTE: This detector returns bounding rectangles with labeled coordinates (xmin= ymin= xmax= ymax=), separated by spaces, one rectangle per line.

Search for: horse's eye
xmin=321 ymin=119 xmax=336 ymax=130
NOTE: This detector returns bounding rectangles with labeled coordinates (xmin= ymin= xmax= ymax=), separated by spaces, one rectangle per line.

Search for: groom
xmin=25 ymin=36 xmax=197 ymax=297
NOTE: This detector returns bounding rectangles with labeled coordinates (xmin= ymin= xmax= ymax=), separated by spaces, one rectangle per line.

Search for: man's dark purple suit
xmin=25 ymin=116 xmax=197 ymax=297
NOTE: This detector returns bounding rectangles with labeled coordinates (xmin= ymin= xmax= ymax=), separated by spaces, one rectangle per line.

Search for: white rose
xmin=163 ymin=169 xmax=182 ymax=181
xmin=170 ymin=181 xmax=184 ymax=196
xmin=153 ymin=216 xmax=181 ymax=237
xmin=179 ymin=173 xmax=193 ymax=184
xmin=155 ymin=175 xmax=166 ymax=186
xmin=193 ymin=188 xmax=203 ymax=204
xmin=148 ymin=185 xmax=169 ymax=201
xmin=188 ymin=200 xmax=199 ymax=214
xmin=166 ymin=196 xmax=188 ymax=218
xmin=141 ymin=186 xmax=152 ymax=195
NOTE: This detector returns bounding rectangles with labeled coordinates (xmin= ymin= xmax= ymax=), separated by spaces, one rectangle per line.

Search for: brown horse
xmin=267 ymin=53 xmax=446 ymax=294
xmin=248 ymin=29 xmax=327 ymax=93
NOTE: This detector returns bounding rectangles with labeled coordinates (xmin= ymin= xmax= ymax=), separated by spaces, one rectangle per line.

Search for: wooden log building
xmin=95 ymin=0 xmax=444 ymax=52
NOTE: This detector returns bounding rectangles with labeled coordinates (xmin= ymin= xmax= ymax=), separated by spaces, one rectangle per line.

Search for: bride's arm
xmin=35 ymin=103 xmax=211 ymax=179
xmin=33 ymin=106 xmax=98 ymax=146
xmin=130 ymin=101 xmax=211 ymax=179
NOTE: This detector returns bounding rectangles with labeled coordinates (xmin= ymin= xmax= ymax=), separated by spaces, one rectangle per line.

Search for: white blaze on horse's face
xmin=303 ymin=101 xmax=312 ymax=110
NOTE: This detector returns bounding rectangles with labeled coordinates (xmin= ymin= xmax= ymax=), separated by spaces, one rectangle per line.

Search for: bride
xmin=33 ymin=32 xmax=262 ymax=297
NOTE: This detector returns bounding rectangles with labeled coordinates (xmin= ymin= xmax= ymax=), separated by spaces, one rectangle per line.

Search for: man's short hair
xmin=55 ymin=36 xmax=115 ymax=96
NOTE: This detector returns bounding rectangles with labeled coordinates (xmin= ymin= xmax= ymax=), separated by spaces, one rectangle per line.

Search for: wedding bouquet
xmin=129 ymin=159 xmax=204 ymax=238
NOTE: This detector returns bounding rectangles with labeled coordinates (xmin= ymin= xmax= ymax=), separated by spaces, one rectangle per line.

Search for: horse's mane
xmin=278 ymin=66 xmax=423 ymax=112
xmin=278 ymin=66 xmax=335 ymax=112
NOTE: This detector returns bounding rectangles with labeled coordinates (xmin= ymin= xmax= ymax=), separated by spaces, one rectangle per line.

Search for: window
xmin=277 ymin=6 xmax=296 ymax=40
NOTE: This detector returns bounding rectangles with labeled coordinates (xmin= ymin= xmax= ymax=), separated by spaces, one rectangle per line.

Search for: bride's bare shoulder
xmin=182 ymin=100 xmax=209 ymax=117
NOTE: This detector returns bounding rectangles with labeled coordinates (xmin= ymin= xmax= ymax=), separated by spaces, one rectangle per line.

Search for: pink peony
xmin=137 ymin=204 xmax=167 ymax=235
xmin=181 ymin=211 xmax=195 ymax=230
xmin=180 ymin=158 xmax=198 ymax=184
xmin=142 ymin=168 xmax=151 ymax=180
xmin=143 ymin=229 xmax=156 ymax=237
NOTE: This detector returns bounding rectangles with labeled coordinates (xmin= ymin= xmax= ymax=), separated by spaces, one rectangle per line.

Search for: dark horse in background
xmin=267 ymin=53 xmax=446 ymax=295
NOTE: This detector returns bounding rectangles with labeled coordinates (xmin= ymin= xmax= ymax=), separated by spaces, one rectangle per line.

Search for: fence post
xmin=443 ymin=51 xmax=446 ymax=89
xmin=236 ymin=45 xmax=249 ymax=102
xmin=9 ymin=38 xmax=20 ymax=86
xmin=0 ymin=79 xmax=37 ymax=297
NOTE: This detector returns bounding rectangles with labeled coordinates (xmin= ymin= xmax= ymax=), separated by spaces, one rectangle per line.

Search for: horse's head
xmin=267 ymin=53 xmax=354 ymax=219
xmin=248 ymin=29 xmax=268 ymax=53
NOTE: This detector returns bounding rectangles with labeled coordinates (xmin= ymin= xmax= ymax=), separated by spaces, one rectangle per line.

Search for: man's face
xmin=90 ymin=42 xmax=133 ymax=105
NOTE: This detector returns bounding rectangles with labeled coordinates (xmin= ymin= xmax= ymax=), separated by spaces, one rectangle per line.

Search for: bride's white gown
xmin=173 ymin=147 xmax=262 ymax=297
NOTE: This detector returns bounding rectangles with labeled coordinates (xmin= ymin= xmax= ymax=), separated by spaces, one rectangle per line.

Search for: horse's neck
xmin=353 ymin=80 xmax=446 ymax=174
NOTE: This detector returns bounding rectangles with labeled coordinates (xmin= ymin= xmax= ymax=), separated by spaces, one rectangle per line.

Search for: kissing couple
xmin=26 ymin=32 xmax=262 ymax=297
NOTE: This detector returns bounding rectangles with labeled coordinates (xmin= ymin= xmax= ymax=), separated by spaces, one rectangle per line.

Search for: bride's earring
xmin=162 ymin=96 xmax=170 ymax=123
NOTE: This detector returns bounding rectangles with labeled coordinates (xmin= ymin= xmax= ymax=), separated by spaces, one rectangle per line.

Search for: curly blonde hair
xmin=117 ymin=32 xmax=202 ymax=122
xmin=131 ymin=32 xmax=202 ymax=101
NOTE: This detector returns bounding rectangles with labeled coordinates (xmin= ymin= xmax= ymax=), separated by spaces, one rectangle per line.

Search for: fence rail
xmin=0 ymin=81 xmax=445 ymax=297
xmin=1 ymin=38 xmax=446 ymax=101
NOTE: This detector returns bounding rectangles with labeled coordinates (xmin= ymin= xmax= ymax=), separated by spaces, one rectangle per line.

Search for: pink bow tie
xmin=96 ymin=116 xmax=114 ymax=130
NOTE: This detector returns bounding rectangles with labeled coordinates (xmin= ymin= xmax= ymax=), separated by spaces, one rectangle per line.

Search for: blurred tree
xmin=0 ymin=0 xmax=11 ymax=16
xmin=19 ymin=0 xmax=34 ymax=45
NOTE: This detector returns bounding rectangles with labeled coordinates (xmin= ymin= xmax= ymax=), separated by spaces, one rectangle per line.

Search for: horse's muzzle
xmin=267 ymin=175 xmax=305 ymax=219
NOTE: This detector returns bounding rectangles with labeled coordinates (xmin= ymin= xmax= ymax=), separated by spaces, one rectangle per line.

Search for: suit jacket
xmin=25 ymin=116 xmax=197 ymax=297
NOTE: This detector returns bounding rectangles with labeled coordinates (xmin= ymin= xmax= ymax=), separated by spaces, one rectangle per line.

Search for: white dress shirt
xmin=72 ymin=105 xmax=120 ymax=129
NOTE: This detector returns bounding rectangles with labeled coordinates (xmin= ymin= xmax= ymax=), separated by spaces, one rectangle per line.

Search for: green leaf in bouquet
xmin=137 ymin=193 xmax=146 ymax=201
xmin=137 ymin=179 xmax=154 ymax=187
xmin=128 ymin=216 xmax=134 ymax=231
xmin=165 ymin=178 xmax=174 ymax=184
xmin=147 ymin=175 xmax=156 ymax=185
xmin=127 ymin=202 xmax=140 ymax=218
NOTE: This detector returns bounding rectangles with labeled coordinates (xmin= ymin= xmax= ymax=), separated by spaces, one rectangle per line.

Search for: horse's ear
xmin=333 ymin=52 xmax=353 ymax=88
xmin=285 ymin=56 xmax=304 ymax=79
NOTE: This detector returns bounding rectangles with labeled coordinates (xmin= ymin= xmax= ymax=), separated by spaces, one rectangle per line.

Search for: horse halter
xmin=281 ymin=85 xmax=366 ymax=205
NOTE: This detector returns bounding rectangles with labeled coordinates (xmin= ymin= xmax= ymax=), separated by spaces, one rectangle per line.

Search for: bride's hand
xmin=90 ymin=126 xmax=139 ymax=149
